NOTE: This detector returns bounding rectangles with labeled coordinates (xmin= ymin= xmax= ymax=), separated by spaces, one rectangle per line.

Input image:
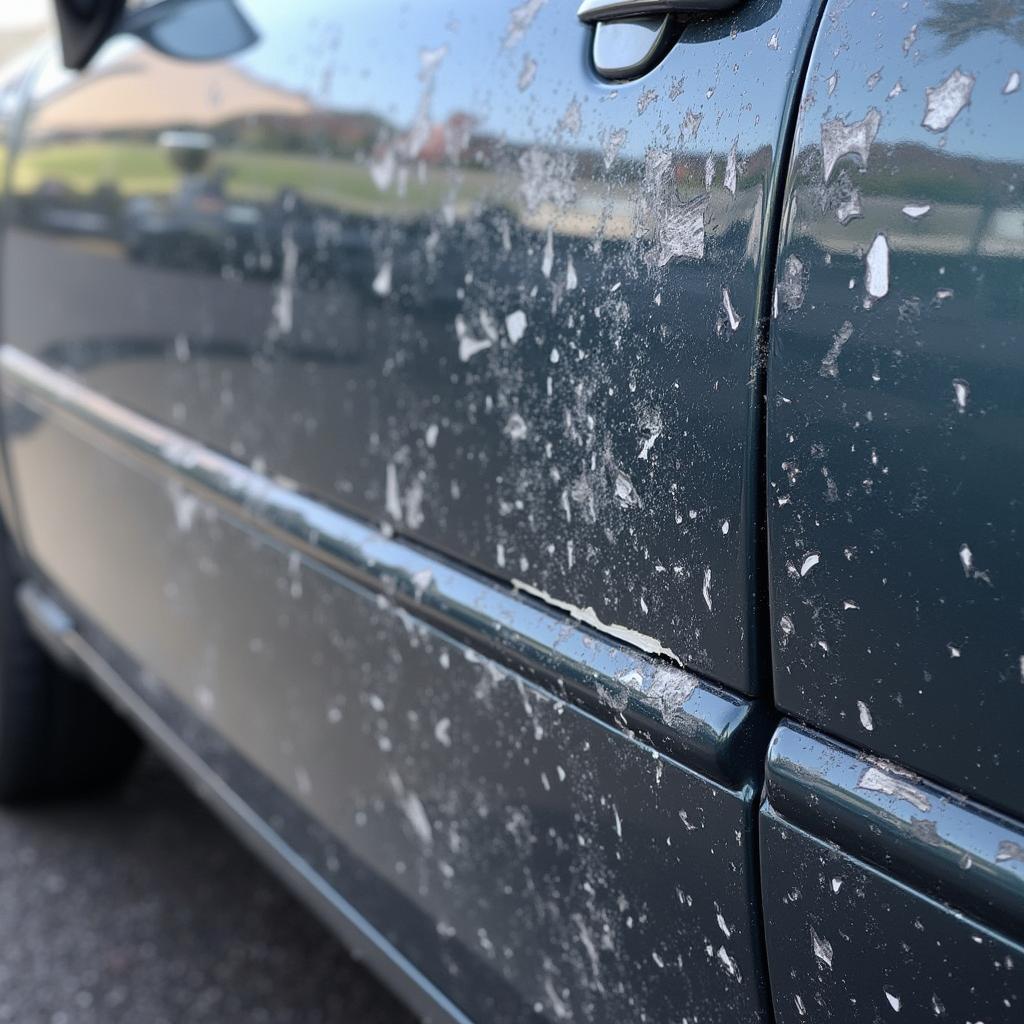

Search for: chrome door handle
xmin=577 ymin=0 xmax=741 ymax=22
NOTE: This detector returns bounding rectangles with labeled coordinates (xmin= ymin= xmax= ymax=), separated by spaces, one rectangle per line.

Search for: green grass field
xmin=9 ymin=139 xmax=494 ymax=216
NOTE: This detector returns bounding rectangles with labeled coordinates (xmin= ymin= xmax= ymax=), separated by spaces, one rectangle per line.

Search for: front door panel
xmin=5 ymin=0 xmax=822 ymax=695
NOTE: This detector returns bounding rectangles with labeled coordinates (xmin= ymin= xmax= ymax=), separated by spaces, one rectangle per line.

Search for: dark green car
xmin=0 ymin=1 xmax=1020 ymax=1020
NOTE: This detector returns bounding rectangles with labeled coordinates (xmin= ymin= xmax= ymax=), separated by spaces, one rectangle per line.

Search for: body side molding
xmin=0 ymin=344 xmax=771 ymax=791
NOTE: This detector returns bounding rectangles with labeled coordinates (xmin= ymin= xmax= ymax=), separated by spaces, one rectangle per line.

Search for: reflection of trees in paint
xmin=923 ymin=0 xmax=1024 ymax=51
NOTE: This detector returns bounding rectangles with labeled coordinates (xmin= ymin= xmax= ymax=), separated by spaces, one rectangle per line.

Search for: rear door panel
xmin=766 ymin=0 xmax=1024 ymax=819
xmin=5 ymin=0 xmax=822 ymax=695
xmin=762 ymin=2 xmax=1024 ymax=1020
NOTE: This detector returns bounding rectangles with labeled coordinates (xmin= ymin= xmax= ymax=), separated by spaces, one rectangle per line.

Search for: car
xmin=0 ymin=1 xmax=1021 ymax=1021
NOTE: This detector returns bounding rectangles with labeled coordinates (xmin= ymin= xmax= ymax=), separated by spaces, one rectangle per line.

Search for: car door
xmin=763 ymin=1 xmax=1024 ymax=1021
xmin=0 ymin=1 xmax=826 ymax=1021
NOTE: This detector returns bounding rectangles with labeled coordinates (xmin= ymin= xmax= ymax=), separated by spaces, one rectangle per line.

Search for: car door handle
xmin=577 ymin=0 xmax=742 ymax=23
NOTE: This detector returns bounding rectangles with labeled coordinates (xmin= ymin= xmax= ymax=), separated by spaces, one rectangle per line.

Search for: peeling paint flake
xmin=722 ymin=287 xmax=741 ymax=331
xmin=865 ymin=234 xmax=890 ymax=300
xmin=810 ymin=926 xmax=833 ymax=969
xmin=857 ymin=699 xmax=874 ymax=732
xmin=902 ymin=203 xmax=931 ymax=219
xmin=820 ymin=108 xmax=882 ymax=183
xmin=820 ymin=321 xmax=854 ymax=378
xmin=637 ymin=148 xmax=707 ymax=266
xmin=858 ymin=766 xmax=931 ymax=813
xmin=505 ymin=309 xmax=527 ymax=343
xmin=923 ymin=68 xmax=975 ymax=132
xmin=724 ymin=140 xmax=738 ymax=195
xmin=502 ymin=0 xmax=547 ymax=49
xmin=512 ymin=579 xmax=682 ymax=665
xmin=455 ymin=314 xmax=492 ymax=362
xmin=371 ymin=259 xmax=392 ymax=297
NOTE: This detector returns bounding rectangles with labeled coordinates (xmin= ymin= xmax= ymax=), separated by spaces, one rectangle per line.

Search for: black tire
xmin=0 ymin=536 xmax=141 ymax=803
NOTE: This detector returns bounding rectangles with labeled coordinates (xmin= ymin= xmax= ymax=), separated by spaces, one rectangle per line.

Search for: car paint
xmin=767 ymin=0 xmax=1024 ymax=820
xmin=756 ymin=4 xmax=1024 ymax=1019
xmin=2 ymin=0 xmax=823 ymax=696
xmin=0 ymin=0 xmax=1022 ymax=1021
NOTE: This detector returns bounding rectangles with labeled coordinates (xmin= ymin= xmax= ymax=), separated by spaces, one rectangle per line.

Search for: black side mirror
xmin=55 ymin=0 xmax=258 ymax=71
xmin=54 ymin=0 xmax=126 ymax=70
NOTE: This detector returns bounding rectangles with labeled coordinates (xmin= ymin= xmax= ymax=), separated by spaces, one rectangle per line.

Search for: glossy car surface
xmin=0 ymin=1 xmax=1021 ymax=1021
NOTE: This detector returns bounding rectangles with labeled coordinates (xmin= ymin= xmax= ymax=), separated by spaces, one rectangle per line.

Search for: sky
xmin=0 ymin=0 xmax=50 ymax=32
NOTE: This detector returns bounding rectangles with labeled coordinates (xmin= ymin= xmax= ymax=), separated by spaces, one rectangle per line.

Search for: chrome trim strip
xmin=765 ymin=723 xmax=1024 ymax=943
xmin=0 ymin=345 xmax=769 ymax=790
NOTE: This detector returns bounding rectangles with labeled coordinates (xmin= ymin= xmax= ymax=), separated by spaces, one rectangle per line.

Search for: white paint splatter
xmin=811 ymin=927 xmax=834 ymax=969
xmin=168 ymin=480 xmax=199 ymax=532
xmin=512 ymin=579 xmax=682 ymax=665
xmin=517 ymin=53 xmax=537 ymax=92
xmin=800 ymin=552 xmax=820 ymax=577
xmin=836 ymin=189 xmax=863 ymax=225
xmin=902 ymin=203 xmax=931 ymax=219
xmin=385 ymin=462 xmax=403 ymax=522
xmin=402 ymin=792 xmax=433 ymax=845
xmin=820 ymin=320 xmax=854 ymax=378
xmin=859 ymin=766 xmax=931 ymax=813
xmin=503 ymin=0 xmax=547 ymax=49
xmin=271 ymin=230 xmax=298 ymax=334
xmin=565 ymin=254 xmax=578 ymax=291
xmin=716 ymin=946 xmax=741 ymax=981
xmin=722 ymin=287 xmax=741 ymax=331
xmin=371 ymin=259 xmax=392 ymax=297
xmin=702 ymin=568 xmax=713 ymax=611
xmin=455 ymin=315 xmax=492 ymax=361
xmin=865 ymin=234 xmax=890 ymax=300
xmin=885 ymin=989 xmax=902 ymax=1013
xmin=434 ymin=717 xmax=452 ymax=747
xmin=504 ymin=311 xmax=527 ymax=346
xmin=724 ymin=140 xmax=738 ymax=195
xmin=923 ymin=69 xmax=975 ymax=132
xmin=602 ymin=127 xmax=628 ymax=170
xmin=541 ymin=226 xmax=554 ymax=278
xmin=952 ymin=378 xmax=969 ymax=412
xmin=820 ymin=108 xmax=882 ymax=183
xmin=504 ymin=413 xmax=528 ymax=441
xmin=857 ymin=700 xmax=874 ymax=732
xmin=1004 ymin=70 xmax=1021 ymax=95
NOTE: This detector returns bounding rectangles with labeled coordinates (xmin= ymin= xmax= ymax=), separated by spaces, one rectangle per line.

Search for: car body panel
xmin=2 ymin=0 xmax=1024 ymax=1021
xmin=766 ymin=0 xmax=1024 ymax=817
xmin=2 ymin=348 xmax=769 ymax=1023
xmin=4 ymin=0 xmax=823 ymax=695
xmin=761 ymin=723 xmax=1024 ymax=1024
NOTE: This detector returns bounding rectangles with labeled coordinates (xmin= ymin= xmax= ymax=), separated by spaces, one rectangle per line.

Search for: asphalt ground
xmin=0 ymin=752 xmax=419 ymax=1024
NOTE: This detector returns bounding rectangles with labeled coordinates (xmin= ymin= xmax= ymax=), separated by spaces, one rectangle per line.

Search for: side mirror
xmin=54 ymin=0 xmax=126 ymax=70
xmin=55 ymin=0 xmax=258 ymax=71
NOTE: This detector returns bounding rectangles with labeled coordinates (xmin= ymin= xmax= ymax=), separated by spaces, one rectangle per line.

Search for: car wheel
xmin=0 ymin=533 xmax=141 ymax=803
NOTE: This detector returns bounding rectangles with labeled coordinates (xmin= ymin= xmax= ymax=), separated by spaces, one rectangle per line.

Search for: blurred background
xmin=0 ymin=1 xmax=51 ymax=66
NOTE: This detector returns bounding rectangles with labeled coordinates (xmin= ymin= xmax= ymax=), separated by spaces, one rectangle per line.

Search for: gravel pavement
xmin=0 ymin=753 xmax=419 ymax=1024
